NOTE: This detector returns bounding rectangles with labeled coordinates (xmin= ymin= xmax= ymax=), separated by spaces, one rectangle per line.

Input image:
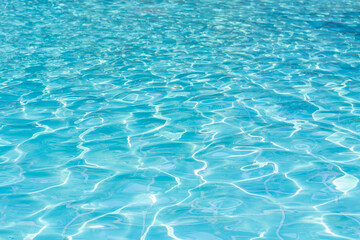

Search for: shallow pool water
xmin=1 ymin=0 xmax=360 ymax=239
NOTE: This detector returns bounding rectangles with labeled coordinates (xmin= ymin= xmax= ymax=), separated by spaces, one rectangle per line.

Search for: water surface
xmin=1 ymin=0 xmax=360 ymax=239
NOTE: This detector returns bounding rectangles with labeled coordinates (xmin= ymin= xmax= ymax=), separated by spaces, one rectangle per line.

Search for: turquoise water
xmin=1 ymin=0 xmax=360 ymax=239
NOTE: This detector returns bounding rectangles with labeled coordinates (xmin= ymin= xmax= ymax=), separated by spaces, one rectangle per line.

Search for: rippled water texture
xmin=1 ymin=0 xmax=360 ymax=239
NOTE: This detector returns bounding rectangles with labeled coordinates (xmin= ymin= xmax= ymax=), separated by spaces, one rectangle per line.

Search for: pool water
xmin=1 ymin=0 xmax=360 ymax=239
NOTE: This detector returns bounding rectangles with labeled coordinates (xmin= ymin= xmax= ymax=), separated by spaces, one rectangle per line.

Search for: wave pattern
xmin=1 ymin=0 xmax=360 ymax=239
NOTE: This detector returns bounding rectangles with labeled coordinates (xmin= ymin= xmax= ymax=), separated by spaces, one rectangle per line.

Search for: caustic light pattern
xmin=1 ymin=0 xmax=360 ymax=239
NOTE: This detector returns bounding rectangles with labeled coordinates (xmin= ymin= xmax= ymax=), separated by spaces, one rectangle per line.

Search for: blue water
xmin=1 ymin=0 xmax=360 ymax=239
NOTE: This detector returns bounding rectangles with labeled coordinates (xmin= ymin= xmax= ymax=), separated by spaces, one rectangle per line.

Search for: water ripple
xmin=1 ymin=0 xmax=360 ymax=239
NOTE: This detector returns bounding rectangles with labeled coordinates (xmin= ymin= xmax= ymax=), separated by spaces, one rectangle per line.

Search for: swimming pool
xmin=1 ymin=0 xmax=360 ymax=239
